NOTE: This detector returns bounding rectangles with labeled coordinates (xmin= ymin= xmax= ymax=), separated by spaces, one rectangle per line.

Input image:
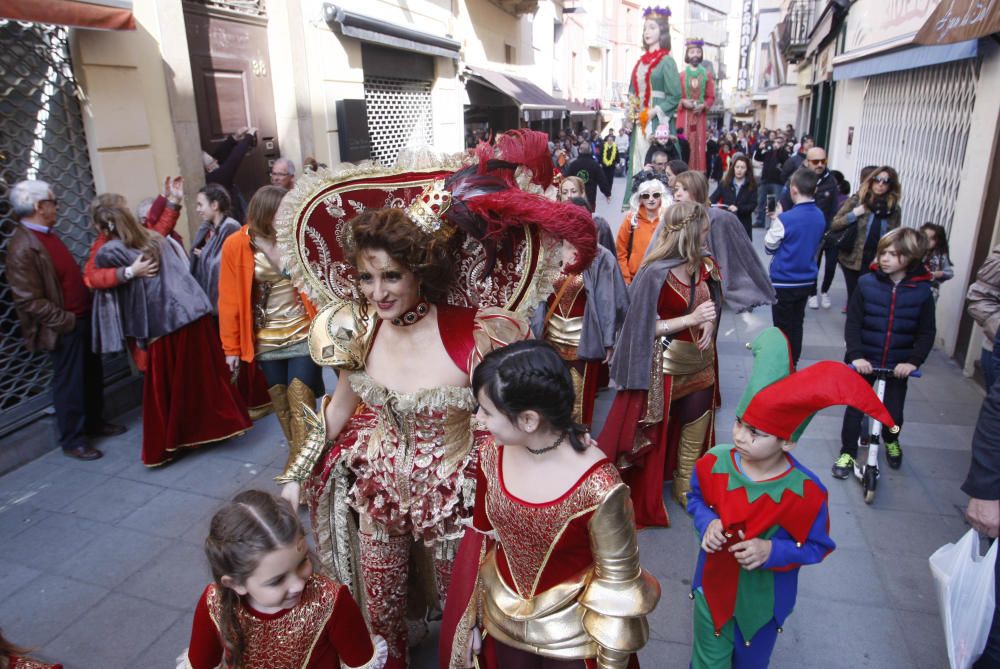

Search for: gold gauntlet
xmin=275 ymin=394 xmax=331 ymax=484
xmin=579 ymin=484 xmax=661 ymax=668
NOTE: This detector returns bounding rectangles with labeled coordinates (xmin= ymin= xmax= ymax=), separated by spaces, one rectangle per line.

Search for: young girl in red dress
xmin=441 ymin=340 xmax=660 ymax=669
xmin=0 ymin=629 xmax=61 ymax=669
xmin=180 ymin=490 xmax=386 ymax=669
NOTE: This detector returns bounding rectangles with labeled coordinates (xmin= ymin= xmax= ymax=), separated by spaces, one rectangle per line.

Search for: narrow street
xmin=0 ymin=176 xmax=982 ymax=668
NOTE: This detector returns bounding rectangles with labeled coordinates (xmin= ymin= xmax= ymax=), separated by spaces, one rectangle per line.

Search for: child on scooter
xmin=832 ymin=227 xmax=936 ymax=479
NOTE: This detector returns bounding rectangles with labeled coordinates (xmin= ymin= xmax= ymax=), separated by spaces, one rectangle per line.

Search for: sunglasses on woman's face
xmin=873 ymin=176 xmax=891 ymax=184
xmin=640 ymin=193 xmax=663 ymax=200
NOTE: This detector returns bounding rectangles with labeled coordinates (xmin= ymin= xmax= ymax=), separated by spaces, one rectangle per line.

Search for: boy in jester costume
xmin=686 ymin=327 xmax=898 ymax=668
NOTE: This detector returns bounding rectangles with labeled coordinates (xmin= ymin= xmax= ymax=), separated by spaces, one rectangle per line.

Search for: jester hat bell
xmin=736 ymin=327 xmax=898 ymax=442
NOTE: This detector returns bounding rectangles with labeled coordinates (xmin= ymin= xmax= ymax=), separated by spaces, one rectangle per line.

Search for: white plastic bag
xmin=929 ymin=529 xmax=997 ymax=669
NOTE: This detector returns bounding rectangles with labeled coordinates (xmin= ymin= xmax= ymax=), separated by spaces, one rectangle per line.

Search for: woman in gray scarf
xmin=89 ymin=194 xmax=251 ymax=465
xmin=598 ymin=201 xmax=721 ymax=528
xmin=193 ymin=182 xmax=272 ymax=418
xmin=191 ymin=182 xmax=241 ymax=311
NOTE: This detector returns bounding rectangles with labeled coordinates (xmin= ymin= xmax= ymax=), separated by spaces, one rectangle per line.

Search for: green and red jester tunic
xmin=687 ymin=444 xmax=835 ymax=640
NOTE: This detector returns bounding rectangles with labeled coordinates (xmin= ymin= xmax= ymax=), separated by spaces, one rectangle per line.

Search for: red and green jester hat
xmin=687 ymin=327 xmax=898 ymax=641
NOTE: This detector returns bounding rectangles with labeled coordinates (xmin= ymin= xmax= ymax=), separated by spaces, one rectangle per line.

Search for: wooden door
xmin=184 ymin=7 xmax=279 ymax=214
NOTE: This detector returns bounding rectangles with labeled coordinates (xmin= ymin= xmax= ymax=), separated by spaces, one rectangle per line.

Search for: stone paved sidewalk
xmin=0 ymin=176 xmax=983 ymax=667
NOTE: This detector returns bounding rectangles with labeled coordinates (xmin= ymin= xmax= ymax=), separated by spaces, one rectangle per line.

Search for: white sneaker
xmin=821 ymin=293 xmax=831 ymax=309
xmin=808 ymin=295 xmax=819 ymax=309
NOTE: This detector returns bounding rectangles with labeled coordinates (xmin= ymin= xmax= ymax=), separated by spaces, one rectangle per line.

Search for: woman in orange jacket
xmin=218 ymin=185 xmax=322 ymax=469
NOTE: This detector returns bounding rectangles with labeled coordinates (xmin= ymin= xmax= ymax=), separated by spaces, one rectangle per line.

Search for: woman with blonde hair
xmin=616 ymin=174 xmax=670 ymax=284
xmin=89 ymin=194 xmax=251 ymax=465
xmin=599 ymin=200 xmax=722 ymax=527
xmin=219 ymin=185 xmax=322 ymax=474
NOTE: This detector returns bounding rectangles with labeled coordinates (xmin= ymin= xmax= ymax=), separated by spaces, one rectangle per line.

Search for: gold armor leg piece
xmin=286 ymin=378 xmax=317 ymax=473
xmin=267 ymin=384 xmax=292 ymax=444
xmin=672 ymin=410 xmax=713 ymax=507
xmin=359 ymin=531 xmax=411 ymax=665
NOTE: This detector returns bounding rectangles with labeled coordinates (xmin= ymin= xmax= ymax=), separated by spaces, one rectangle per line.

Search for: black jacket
xmin=964 ymin=337 xmax=1000 ymax=500
xmin=644 ymin=140 xmax=680 ymax=165
xmin=780 ymin=151 xmax=807 ymax=184
xmin=780 ymin=169 xmax=839 ymax=226
xmin=563 ymin=155 xmax=612 ymax=211
xmin=753 ymin=144 xmax=791 ymax=184
xmin=710 ymin=180 xmax=757 ymax=231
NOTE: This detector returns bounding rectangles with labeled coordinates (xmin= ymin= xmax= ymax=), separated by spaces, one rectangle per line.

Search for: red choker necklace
xmin=391 ymin=300 xmax=430 ymax=327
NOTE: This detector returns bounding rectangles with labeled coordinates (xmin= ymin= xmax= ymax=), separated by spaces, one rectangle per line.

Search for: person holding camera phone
xmin=753 ymin=134 xmax=790 ymax=228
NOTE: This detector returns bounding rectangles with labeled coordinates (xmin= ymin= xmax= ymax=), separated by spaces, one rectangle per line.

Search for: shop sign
xmin=843 ymin=0 xmax=939 ymax=56
xmin=914 ymin=0 xmax=1000 ymax=45
xmin=737 ymin=0 xmax=755 ymax=90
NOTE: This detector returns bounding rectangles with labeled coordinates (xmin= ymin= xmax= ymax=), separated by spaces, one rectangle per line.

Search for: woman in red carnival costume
xmin=1 ymin=628 xmax=61 ymax=669
xmin=88 ymin=194 xmax=251 ymax=465
xmin=599 ymin=201 xmax=721 ymax=527
xmin=275 ymin=131 xmax=598 ymax=668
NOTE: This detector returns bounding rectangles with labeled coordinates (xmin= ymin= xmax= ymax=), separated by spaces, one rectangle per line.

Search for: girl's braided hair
xmin=472 ymin=340 xmax=589 ymax=451
xmin=203 ymin=490 xmax=304 ymax=669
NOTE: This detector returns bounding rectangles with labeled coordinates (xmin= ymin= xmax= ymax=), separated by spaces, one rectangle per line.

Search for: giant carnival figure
xmin=622 ymin=5 xmax=681 ymax=210
xmin=274 ymin=131 xmax=598 ymax=669
xmin=678 ymin=38 xmax=715 ymax=175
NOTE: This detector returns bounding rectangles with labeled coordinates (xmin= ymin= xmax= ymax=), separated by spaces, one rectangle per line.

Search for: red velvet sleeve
xmin=145 ymin=194 xmax=166 ymax=228
xmin=186 ymin=586 xmax=224 ymax=669
xmin=149 ymin=195 xmax=180 ymax=237
xmin=328 ymin=586 xmax=376 ymax=667
xmin=83 ymin=234 xmax=121 ymax=290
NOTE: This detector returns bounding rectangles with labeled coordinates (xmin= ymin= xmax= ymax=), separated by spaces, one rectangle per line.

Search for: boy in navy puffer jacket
xmin=832 ymin=227 xmax=936 ymax=479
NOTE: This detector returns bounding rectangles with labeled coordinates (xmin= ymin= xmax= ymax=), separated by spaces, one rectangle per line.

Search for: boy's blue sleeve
xmin=687 ymin=467 xmax=719 ymax=537
xmin=762 ymin=502 xmax=835 ymax=571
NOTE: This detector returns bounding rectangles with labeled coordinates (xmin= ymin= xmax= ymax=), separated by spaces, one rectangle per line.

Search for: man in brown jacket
xmin=6 ymin=180 xmax=124 ymax=460
xmin=968 ymin=243 xmax=1000 ymax=389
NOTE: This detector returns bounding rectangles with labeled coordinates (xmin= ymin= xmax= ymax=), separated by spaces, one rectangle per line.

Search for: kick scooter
xmin=850 ymin=366 xmax=920 ymax=504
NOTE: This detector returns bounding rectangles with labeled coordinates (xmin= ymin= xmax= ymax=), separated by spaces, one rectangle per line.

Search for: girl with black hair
xmin=920 ymin=222 xmax=954 ymax=302
xmin=440 ymin=340 xmax=660 ymax=669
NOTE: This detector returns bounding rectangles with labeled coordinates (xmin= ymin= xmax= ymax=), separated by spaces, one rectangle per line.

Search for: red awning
xmin=0 ymin=0 xmax=135 ymax=31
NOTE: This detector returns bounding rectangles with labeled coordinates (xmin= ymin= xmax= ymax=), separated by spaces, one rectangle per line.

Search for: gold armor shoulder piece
xmin=309 ymin=299 xmax=375 ymax=370
xmin=579 ymin=484 xmax=661 ymax=652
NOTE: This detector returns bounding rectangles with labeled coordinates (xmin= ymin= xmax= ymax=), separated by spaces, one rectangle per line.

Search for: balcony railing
xmin=779 ymin=0 xmax=815 ymax=64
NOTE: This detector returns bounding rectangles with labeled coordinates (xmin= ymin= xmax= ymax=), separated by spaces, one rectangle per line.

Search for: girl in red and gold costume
xmin=274 ymin=131 xmax=598 ymax=669
xmin=530 ymin=240 xmax=628 ymax=425
xmin=599 ymin=201 xmax=722 ymax=528
xmin=1 ymin=629 xmax=61 ymax=669
xmin=441 ymin=340 xmax=660 ymax=669
xmin=180 ymin=490 xmax=385 ymax=669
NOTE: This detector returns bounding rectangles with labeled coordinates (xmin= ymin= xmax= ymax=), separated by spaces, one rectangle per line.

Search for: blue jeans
xmin=258 ymin=355 xmax=325 ymax=396
xmin=756 ymin=182 xmax=783 ymax=228
xmin=983 ymin=346 xmax=1000 ymax=391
